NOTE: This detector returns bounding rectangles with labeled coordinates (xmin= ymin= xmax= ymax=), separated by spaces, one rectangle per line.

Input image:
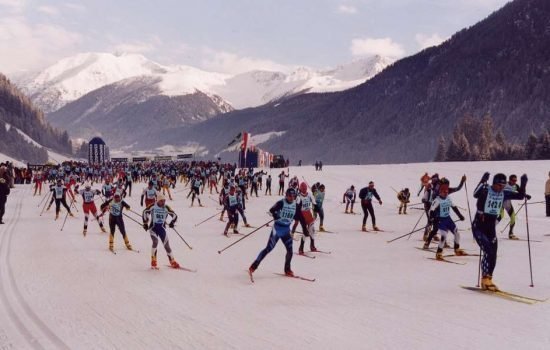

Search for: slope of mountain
xmin=17 ymin=53 xmax=393 ymax=113
xmin=146 ymin=0 xmax=550 ymax=164
xmin=0 ymin=73 xmax=72 ymax=163
xmin=46 ymin=76 xmax=233 ymax=148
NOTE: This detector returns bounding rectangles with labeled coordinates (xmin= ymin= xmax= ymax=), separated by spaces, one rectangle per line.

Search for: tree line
xmin=434 ymin=115 xmax=550 ymax=162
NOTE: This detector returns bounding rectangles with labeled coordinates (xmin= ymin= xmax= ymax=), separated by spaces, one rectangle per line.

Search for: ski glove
xmin=525 ymin=194 xmax=532 ymax=200
xmin=169 ymin=222 xmax=175 ymax=228
xmin=143 ymin=223 xmax=148 ymax=231
xmin=458 ymin=213 xmax=465 ymax=221
xmin=481 ymin=172 xmax=490 ymax=183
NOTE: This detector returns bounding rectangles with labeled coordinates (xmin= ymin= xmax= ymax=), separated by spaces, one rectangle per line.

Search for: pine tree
xmin=535 ymin=131 xmax=550 ymax=159
xmin=525 ymin=132 xmax=538 ymax=159
xmin=456 ymin=133 xmax=472 ymax=160
xmin=434 ymin=136 xmax=447 ymax=161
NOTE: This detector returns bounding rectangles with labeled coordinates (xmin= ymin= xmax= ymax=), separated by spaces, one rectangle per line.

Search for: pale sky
xmin=0 ymin=0 xmax=510 ymax=75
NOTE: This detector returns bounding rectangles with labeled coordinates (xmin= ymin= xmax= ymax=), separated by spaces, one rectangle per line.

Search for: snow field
xmin=0 ymin=161 xmax=549 ymax=349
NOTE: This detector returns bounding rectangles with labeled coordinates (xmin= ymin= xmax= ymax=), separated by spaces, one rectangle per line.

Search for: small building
xmin=88 ymin=137 xmax=109 ymax=164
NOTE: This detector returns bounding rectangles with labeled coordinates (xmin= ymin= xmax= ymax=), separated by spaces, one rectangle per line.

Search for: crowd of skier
xmin=1 ymin=159 xmax=550 ymax=293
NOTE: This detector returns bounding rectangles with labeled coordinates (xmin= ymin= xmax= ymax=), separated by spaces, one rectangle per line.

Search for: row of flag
xmin=227 ymin=131 xmax=273 ymax=167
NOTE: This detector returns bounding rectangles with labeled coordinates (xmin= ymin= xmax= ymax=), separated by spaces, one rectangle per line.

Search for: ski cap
xmin=157 ymin=194 xmax=166 ymax=202
xmin=299 ymin=182 xmax=308 ymax=193
xmin=286 ymin=188 xmax=296 ymax=197
xmin=493 ymin=173 xmax=507 ymax=185
xmin=85 ymin=182 xmax=91 ymax=189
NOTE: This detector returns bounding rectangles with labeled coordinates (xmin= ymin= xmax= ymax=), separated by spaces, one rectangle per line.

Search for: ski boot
xmin=83 ymin=228 xmax=87 ymax=237
xmin=509 ymin=234 xmax=519 ymax=240
xmin=124 ymin=237 xmax=133 ymax=250
xmin=422 ymin=242 xmax=430 ymax=250
xmin=223 ymin=231 xmax=229 ymax=237
xmin=373 ymin=226 xmax=380 ymax=231
xmin=362 ymin=225 xmax=367 ymax=232
xmin=345 ymin=209 xmax=349 ymax=214
xmin=319 ymin=225 xmax=325 ymax=232
xmin=169 ymin=258 xmax=180 ymax=269
xmin=151 ymin=256 xmax=157 ymax=268
xmin=435 ymin=250 xmax=444 ymax=260
xmin=100 ymin=226 xmax=106 ymax=233
xmin=233 ymin=229 xmax=239 ymax=234
xmin=481 ymin=275 xmax=499 ymax=291
xmin=285 ymin=270 xmax=295 ymax=277
xmin=244 ymin=223 xmax=251 ymax=228
xmin=454 ymin=248 xmax=466 ymax=256
xmin=69 ymin=212 xmax=74 ymax=217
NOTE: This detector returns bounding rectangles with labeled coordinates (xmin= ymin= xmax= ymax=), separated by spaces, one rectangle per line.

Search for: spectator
xmin=0 ymin=165 xmax=10 ymax=224
xmin=545 ymin=171 xmax=550 ymax=217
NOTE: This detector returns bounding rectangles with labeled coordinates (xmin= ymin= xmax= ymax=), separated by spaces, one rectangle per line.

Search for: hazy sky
xmin=0 ymin=0 xmax=510 ymax=74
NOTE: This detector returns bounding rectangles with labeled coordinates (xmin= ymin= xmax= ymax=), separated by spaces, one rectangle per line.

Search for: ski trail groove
xmin=0 ymin=187 xmax=70 ymax=349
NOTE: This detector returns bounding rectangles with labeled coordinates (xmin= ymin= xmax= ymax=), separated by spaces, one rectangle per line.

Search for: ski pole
xmin=127 ymin=208 xmax=143 ymax=218
xmin=524 ymin=198 xmax=534 ymax=287
xmin=500 ymin=202 xmax=525 ymax=234
xmin=40 ymin=191 xmax=52 ymax=216
xmin=218 ymin=219 xmax=274 ymax=254
xmin=37 ymin=191 xmax=49 ymax=207
xmin=464 ymin=180 xmax=481 ymax=287
xmin=122 ymin=212 xmax=143 ymax=226
xmin=406 ymin=210 xmax=426 ymax=241
xmin=60 ymin=207 xmax=71 ymax=231
xmin=194 ymin=210 xmax=224 ymax=227
xmin=387 ymin=219 xmax=461 ymax=244
xmin=171 ymin=227 xmax=193 ymax=250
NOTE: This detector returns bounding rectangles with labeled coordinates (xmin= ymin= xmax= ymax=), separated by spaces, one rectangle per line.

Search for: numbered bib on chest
xmin=110 ymin=203 xmax=122 ymax=216
xmin=300 ymin=196 xmax=312 ymax=211
xmin=228 ymin=195 xmax=238 ymax=207
xmin=55 ymin=187 xmax=64 ymax=198
xmin=439 ymin=198 xmax=452 ymax=218
xmin=484 ymin=189 xmax=504 ymax=215
xmin=153 ymin=207 xmax=167 ymax=224
xmin=279 ymin=202 xmax=296 ymax=225
xmin=83 ymin=191 xmax=94 ymax=203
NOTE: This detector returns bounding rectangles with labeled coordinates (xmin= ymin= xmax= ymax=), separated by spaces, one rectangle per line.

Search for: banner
xmin=154 ymin=156 xmax=173 ymax=161
xmin=111 ymin=158 xmax=128 ymax=163
xmin=177 ymin=154 xmax=193 ymax=159
xmin=132 ymin=157 xmax=148 ymax=162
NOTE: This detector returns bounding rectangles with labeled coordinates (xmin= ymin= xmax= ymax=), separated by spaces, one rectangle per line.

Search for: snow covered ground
xmin=0 ymin=161 xmax=549 ymax=349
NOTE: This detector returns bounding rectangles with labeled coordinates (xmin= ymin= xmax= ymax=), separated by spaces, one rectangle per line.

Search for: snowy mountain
xmin=47 ymin=76 xmax=233 ymax=148
xmin=17 ymin=53 xmax=393 ymax=112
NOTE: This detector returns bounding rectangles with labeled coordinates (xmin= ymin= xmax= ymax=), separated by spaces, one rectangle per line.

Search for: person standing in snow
xmin=100 ymin=192 xmax=133 ymax=253
xmin=265 ymin=175 xmax=272 ymax=195
xmin=359 ymin=182 xmax=382 ymax=231
xmin=423 ymin=183 xmax=466 ymax=259
xmin=313 ymin=184 xmax=326 ymax=232
xmin=249 ymin=188 xmax=297 ymax=278
xmin=142 ymin=194 xmax=180 ymax=269
xmin=343 ymin=185 xmax=356 ymax=214
xmin=545 ymin=171 xmax=550 ymax=217
xmin=0 ymin=165 xmax=10 ymax=224
xmin=397 ymin=188 xmax=410 ymax=215
xmin=472 ymin=172 xmax=528 ymax=291
xmin=497 ymin=174 xmax=520 ymax=240
xmin=278 ymin=170 xmax=289 ymax=195
xmin=78 ymin=182 xmax=106 ymax=236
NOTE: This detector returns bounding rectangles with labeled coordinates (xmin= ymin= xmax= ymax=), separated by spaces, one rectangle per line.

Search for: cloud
xmin=415 ymin=33 xmax=446 ymax=50
xmin=113 ymin=41 xmax=156 ymax=54
xmin=0 ymin=17 xmax=81 ymax=73
xmin=64 ymin=3 xmax=86 ymax=12
xmin=38 ymin=5 xmax=60 ymax=16
xmin=338 ymin=5 xmax=357 ymax=14
xmin=350 ymin=37 xmax=405 ymax=58
xmin=200 ymin=50 xmax=289 ymax=75
xmin=0 ymin=0 xmax=25 ymax=13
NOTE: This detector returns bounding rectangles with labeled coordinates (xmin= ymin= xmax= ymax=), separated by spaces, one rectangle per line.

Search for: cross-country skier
xmin=343 ymin=185 xmax=356 ymax=214
xmin=222 ymin=185 xmax=241 ymax=236
xmin=249 ymin=188 xmax=297 ymax=278
xmin=142 ymin=194 xmax=180 ymax=268
xmin=397 ymin=188 xmax=410 ymax=214
xmin=294 ymin=182 xmax=318 ymax=253
xmin=359 ymin=182 xmax=382 ymax=231
xmin=78 ymin=183 xmax=105 ymax=236
xmin=265 ymin=175 xmax=272 ymax=195
xmin=313 ymin=184 xmax=326 ymax=231
xmin=50 ymin=178 xmax=74 ymax=220
xmin=141 ymin=181 xmax=158 ymax=208
xmin=278 ymin=171 xmax=289 ymax=195
xmin=473 ymin=172 xmax=528 ymax=291
xmin=497 ymin=174 xmax=520 ymax=240
xmin=423 ymin=183 xmax=465 ymax=259
xmin=190 ymin=176 xmax=203 ymax=207
xmin=100 ymin=193 xmax=133 ymax=252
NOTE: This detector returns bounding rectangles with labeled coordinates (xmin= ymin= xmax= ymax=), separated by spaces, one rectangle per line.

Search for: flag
xmin=227 ymin=132 xmax=242 ymax=147
xmin=242 ymin=132 xmax=250 ymax=160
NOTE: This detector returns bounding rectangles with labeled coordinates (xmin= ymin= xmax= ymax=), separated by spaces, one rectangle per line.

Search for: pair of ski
xmin=294 ymin=250 xmax=332 ymax=259
xmin=248 ymin=271 xmax=315 ymax=283
xmin=461 ymin=286 xmax=547 ymax=305
xmin=110 ymin=248 xmax=140 ymax=255
xmin=415 ymin=247 xmax=477 ymax=265
xmin=152 ymin=265 xmax=197 ymax=273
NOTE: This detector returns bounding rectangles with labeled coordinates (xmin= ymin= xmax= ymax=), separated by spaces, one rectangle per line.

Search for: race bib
xmin=484 ymin=189 xmax=504 ymax=215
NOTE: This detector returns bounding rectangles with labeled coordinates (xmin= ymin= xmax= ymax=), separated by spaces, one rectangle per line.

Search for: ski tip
xmin=217 ymin=251 xmax=221 ymax=254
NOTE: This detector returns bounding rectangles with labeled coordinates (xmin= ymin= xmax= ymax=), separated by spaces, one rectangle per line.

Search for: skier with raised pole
xmin=472 ymin=172 xmax=529 ymax=291
xmin=424 ymin=181 xmax=466 ymax=259
xmin=142 ymin=193 xmax=180 ymax=269
xmin=249 ymin=188 xmax=297 ymax=279
xmin=51 ymin=178 xmax=74 ymax=220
